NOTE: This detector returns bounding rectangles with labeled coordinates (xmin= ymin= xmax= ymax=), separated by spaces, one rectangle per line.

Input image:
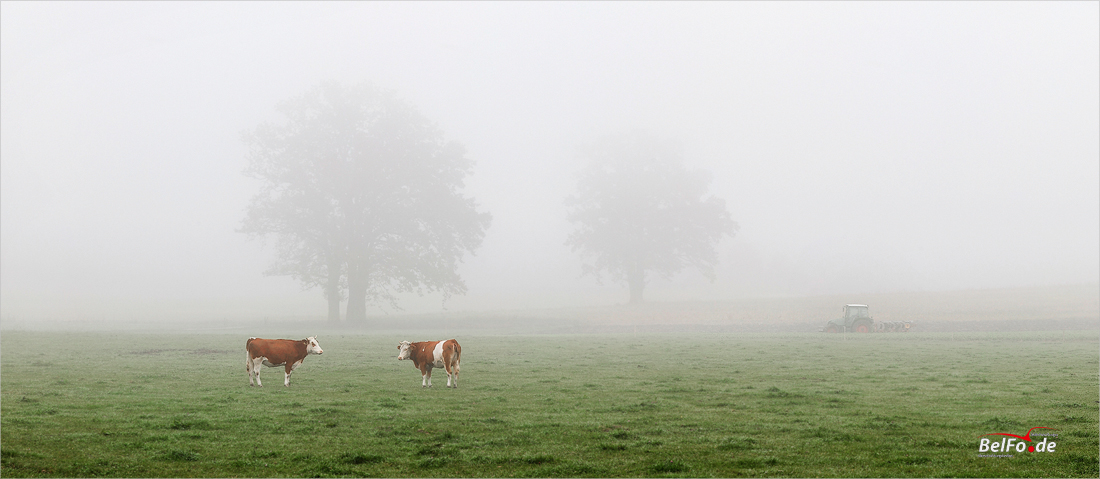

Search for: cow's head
xmin=397 ymin=341 xmax=412 ymax=360
xmin=304 ymin=336 xmax=323 ymax=355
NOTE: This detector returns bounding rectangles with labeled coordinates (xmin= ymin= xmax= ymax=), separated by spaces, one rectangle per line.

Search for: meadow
xmin=1 ymin=330 xmax=1097 ymax=477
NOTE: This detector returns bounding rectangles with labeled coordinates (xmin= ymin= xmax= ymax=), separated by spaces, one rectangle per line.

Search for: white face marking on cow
xmin=306 ymin=336 xmax=323 ymax=355
xmin=397 ymin=341 xmax=412 ymax=360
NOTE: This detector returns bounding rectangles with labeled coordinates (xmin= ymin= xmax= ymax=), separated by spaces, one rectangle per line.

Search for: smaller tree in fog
xmin=565 ymin=131 xmax=737 ymax=304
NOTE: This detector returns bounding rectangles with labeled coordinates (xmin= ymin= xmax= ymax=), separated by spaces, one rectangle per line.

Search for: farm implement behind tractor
xmin=822 ymin=304 xmax=912 ymax=333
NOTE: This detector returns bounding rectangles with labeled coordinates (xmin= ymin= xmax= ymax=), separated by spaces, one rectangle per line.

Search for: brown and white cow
xmin=245 ymin=336 xmax=323 ymax=387
xmin=397 ymin=339 xmax=461 ymax=388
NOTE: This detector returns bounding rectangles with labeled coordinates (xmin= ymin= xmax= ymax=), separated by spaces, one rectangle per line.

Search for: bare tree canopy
xmin=241 ymin=81 xmax=492 ymax=321
xmin=566 ymin=131 xmax=738 ymax=303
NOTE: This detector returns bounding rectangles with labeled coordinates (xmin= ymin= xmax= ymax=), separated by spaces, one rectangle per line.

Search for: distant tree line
xmin=241 ymin=81 xmax=736 ymax=321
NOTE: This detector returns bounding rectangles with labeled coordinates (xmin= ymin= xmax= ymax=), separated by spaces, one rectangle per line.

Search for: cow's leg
xmin=425 ymin=366 xmax=433 ymax=388
xmin=246 ymin=353 xmax=254 ymax=386
xmin=251 ymin=358 xmax=264 ymax=387
xmin=444 ymin=362 xmax=454 ymax=388
xmin=284 ymin=360 xmax=301 ymax=387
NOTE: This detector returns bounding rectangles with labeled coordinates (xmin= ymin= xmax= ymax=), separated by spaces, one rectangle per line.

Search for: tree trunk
xmin=627 ymin=266 xmax=645 ymax=304
xmin=345 ymin=259 xmax=368 ymax=322
xmin=325 ymin=260 xmax=341 ymax=323
xmin=327 ymin=294 xmax=342 ymax=323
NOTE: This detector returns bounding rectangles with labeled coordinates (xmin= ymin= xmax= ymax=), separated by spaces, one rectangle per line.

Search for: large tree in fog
xmin=565 ymin=131 xmax=737 ymax=304
xmin=241 ymin=82 xmax=491 ymax=322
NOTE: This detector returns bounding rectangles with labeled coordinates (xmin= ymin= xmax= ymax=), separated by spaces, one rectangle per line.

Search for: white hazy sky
xmin=2 ymin=2 xmax=1098 ymax=321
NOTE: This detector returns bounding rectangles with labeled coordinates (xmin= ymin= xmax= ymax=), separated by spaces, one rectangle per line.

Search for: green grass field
xmin=1 ymin=331 xmax=1097 ymax=477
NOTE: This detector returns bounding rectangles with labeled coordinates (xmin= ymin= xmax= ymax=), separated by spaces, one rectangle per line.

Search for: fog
xmin=2 ymin=2 xmax=1098 ymax=324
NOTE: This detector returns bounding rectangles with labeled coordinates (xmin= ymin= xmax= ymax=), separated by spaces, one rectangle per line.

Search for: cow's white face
xmin=306 ymin=336 xmax=323 ymax=355
xmin=397 ymin=341 xmax=412 ymax=360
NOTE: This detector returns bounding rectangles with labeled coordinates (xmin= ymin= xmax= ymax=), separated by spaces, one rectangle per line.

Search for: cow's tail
xmin=450 ymin=340 xmax=461 ymax=373
xmin=245 ymin=338 xmax=255 ymax=373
